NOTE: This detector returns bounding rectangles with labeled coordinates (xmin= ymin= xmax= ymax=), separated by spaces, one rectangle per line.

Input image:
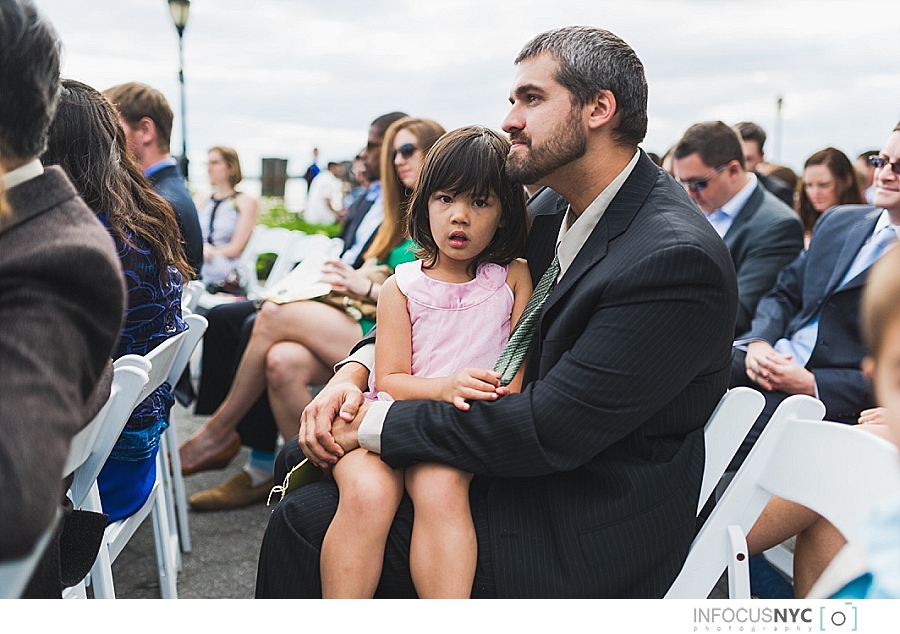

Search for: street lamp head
xmin=168 ymin=0 xmax=190 ymax=36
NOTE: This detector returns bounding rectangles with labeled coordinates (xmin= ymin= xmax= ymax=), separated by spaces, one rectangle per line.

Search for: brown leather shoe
xmin=181 ymin=433 xmax=241 ymax=476
xmin=189 ymin=471 xmax=274 ymax=511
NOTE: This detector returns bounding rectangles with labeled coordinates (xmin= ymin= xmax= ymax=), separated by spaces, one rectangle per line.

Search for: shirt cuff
xmin=334 ymin=342 xmax=375 ymax=373
xmin=358 ymin=400 xmax=391 ymax=454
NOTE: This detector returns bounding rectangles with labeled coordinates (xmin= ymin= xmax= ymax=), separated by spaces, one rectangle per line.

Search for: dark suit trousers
xmin=255 ymin=438 xmax=498 ymax=598
xmin=195 ymin=301 xmax=279 ymax=453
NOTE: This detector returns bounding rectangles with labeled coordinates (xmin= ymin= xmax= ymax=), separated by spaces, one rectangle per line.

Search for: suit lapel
xmin=824 ymin=208 xmax=881 ymax=295
xmin=722 ymin=184 xmax=763 ymax=247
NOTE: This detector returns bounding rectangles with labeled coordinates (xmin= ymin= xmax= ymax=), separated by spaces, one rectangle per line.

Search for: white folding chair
xmin=61 ymin=361 xmax=150 ymax=599
xmin=666 ymin=394 xmax=900 ymax=598
xmin=196 ymin=226 xmax=301 ymax=310
xmin=160 ymin=313 xmax=209 ymax=554
xmin=86 ymin=332 xmax=187 ymax=599
xmin=697 ymin=387 xmax=766 ymax=515
xmin=181 ymin=280 xmax=206 ymax=315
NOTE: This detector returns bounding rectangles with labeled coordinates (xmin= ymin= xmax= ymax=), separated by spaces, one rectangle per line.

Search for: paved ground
xmin=111 ymin=402 xmax=271 ymax=599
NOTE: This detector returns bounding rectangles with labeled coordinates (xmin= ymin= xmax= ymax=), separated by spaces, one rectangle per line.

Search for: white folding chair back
xmin=0 ymin=509 xmax=61 ymax=599
xmin=666 ymin=394 xmax=900 ymax=598
xmin=86 ymin=332 xmax=187 ymax=599
xmin=181 ymin=280 xmax=205 ymax=314
xmin=67 ymin=362 xmax=150 ymax=508
xmin=238 ymin=226 xmax=300 ymax=298
xmin=161 ymin=313 xmax=209 ymax=554
xmin=698 ymin=387 xmax=766 ymax=514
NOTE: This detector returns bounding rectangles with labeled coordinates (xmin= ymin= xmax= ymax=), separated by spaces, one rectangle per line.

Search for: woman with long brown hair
xmin=797 ymin=147 xmax=866 ymax=244
xmin=41 ymin=79 xmax=191 ymax=522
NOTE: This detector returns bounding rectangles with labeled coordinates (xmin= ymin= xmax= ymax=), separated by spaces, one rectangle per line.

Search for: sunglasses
xmin=392 ymin=143 xmax=418 ymax=160
xmin=868 ymin=155 xmax=900 ymax=176
xmin=676 ymin=164 xmax=728 ymax=192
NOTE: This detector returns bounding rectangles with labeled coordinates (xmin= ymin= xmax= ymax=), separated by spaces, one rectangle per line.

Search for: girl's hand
xmin=443 ymin=368 xmax=503 ymax=411
xmin=203 ymin=243 xmax=217 ymax=262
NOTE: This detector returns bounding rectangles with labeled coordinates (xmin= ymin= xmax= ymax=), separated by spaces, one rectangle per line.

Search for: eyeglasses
xmin=392 ymin=143 xmax=418 ymax=160
xmin=868 ymin=155 xmax=900 ymax=176
xmin=676 ymin=164 xmax=728 ymax=192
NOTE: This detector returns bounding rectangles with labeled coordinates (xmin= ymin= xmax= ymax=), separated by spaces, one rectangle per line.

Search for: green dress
xmin=358 ymin=238 xmax=416 ymax=334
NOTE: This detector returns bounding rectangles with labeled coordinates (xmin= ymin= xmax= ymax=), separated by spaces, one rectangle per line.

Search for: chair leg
xmin=84 ymin=484 xmax=116 ymax=599
xmin=164 ymin=424 xmax=192 ymax=553
xmin=159 ymin=432 xmax=185 ymax=569
xmin=727 ymin=525 xmax=751 ymax=598
xmin=152 ymin=453 xmax=179 ymax=599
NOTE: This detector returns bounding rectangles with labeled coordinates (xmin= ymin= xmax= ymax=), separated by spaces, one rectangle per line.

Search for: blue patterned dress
xmin=96 ymin=214 xmax=186 ymax=521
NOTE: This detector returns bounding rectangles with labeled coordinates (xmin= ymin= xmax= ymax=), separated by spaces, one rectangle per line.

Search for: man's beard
xmin=505 ymin=106 xmax=587 ymax=185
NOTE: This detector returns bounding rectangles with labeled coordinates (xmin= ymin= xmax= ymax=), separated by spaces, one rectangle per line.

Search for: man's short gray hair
xmin=515 ymin=26 xmax=648 ymax=147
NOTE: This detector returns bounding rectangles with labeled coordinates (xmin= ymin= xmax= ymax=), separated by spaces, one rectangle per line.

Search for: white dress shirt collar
xmin=555 ymin=150 xmax=641 ymax=278
xmin=706 ymin=172 xmax=757 ymax=238
xmin=1 ymin=159 xmax=44 ymax=190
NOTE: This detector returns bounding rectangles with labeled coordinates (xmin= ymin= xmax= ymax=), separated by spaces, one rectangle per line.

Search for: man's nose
xmin=502 ymin=105 xmax=523 ymax=135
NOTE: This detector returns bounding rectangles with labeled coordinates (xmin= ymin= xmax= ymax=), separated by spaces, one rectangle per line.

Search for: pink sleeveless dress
xmin=370 ymin=259 xmax=514 ymax=399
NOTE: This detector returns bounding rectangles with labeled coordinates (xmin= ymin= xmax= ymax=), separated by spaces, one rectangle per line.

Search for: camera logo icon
xmin=820 ymin=602 xmax=857 ymax=631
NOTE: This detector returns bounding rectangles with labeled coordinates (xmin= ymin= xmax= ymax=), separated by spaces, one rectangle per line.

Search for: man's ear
xmin=136 ymin=116 xmax=157 ymax=147
xmin=586 ymin=89 xmax=617 ymax=131
xmin=862 ymin=356 xmax=876 ymax=383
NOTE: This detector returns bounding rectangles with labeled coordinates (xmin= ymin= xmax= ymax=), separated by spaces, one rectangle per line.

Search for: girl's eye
xmin=472 ymin=198 xmax=488 ymax=208
xmin=437 ymin=195 xmax=452 ymax=204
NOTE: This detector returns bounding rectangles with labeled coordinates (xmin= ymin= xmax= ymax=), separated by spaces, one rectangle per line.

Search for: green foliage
xmin=252 ymin=198 xmax=342 ymax=280
xmin=257 ymin=200 xmax=341 ymax=238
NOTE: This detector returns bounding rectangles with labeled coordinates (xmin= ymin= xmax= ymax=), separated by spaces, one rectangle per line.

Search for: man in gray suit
xmin=673 ymin=121 xmax=804 ymax=336
xmin=0 ymin=0 xmax=124 ymax=594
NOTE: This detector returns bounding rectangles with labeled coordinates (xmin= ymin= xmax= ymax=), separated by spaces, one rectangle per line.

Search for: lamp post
xmin=168 ymin=0 xmax=190 ymax=179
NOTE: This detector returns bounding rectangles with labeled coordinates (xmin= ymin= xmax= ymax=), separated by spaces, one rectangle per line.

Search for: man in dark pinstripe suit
xmin=257 ymin=26 xmax=738 ymax=598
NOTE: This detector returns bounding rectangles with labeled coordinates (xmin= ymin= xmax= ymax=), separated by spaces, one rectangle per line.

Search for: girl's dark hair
xmin=407 ymin=125 xmax=529 ymax=275
xmin=796 ymin=147 xmax=865 ymax=234
xmin=41 ymin=79 xmax=191 ymax=280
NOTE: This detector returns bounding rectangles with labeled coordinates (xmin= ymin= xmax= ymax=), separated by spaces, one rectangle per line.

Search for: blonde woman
xmin=198 ymin=146 xmax=259 ymax=289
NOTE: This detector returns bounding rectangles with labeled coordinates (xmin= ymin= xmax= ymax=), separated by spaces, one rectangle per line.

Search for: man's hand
xmin=298 ymin=362 xmax=369 ymax=468
xmin=442 ymin=368 xmax=503 ymax=410
xmin=331 ymin=401 xmax=372 ymax=454
xmin=745 ymin=340 xmax=816 ymax=396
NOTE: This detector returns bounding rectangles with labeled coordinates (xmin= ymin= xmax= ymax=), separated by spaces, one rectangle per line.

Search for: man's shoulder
xmin=150 ymin=166 xmax=197 ymax=212
xmin=816 ymin=204 xmax=880 ymax=234
xmin=743 ymin=186 xmax=802 ymax=232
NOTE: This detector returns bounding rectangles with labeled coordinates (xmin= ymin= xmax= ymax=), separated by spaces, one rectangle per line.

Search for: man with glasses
xmin=728 ymin=121 xmax=900 ymax=471
xmin=673 ymin=121 xmax=803 ymax=336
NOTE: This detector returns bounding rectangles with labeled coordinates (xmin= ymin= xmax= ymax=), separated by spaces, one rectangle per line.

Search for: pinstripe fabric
xmin=380 ymin=153 xmax=738 ymax=597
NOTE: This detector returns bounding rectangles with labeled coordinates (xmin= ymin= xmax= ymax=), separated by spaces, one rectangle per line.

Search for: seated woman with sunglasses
xmin=179 ymin=118 xmax=445 ymax=506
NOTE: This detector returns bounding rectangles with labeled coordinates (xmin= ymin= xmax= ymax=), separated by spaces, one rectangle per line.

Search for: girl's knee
xmin=407 ymin=464 xmax=472 ymax=514
xmin=335 ymin=458 xmax=403 ymax=523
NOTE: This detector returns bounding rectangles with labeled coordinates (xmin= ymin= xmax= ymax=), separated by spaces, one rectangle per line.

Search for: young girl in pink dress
xmin=321 ymin=126 xmax=533 ymax=597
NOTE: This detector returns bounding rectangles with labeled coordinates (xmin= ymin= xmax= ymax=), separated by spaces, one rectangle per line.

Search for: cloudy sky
xmin=36 ymin=0 xmax=900 ymax=190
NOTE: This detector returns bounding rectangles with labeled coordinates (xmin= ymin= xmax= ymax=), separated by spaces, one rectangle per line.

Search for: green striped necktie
xmin=493 ymin=255 xmax=560 ymax=386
